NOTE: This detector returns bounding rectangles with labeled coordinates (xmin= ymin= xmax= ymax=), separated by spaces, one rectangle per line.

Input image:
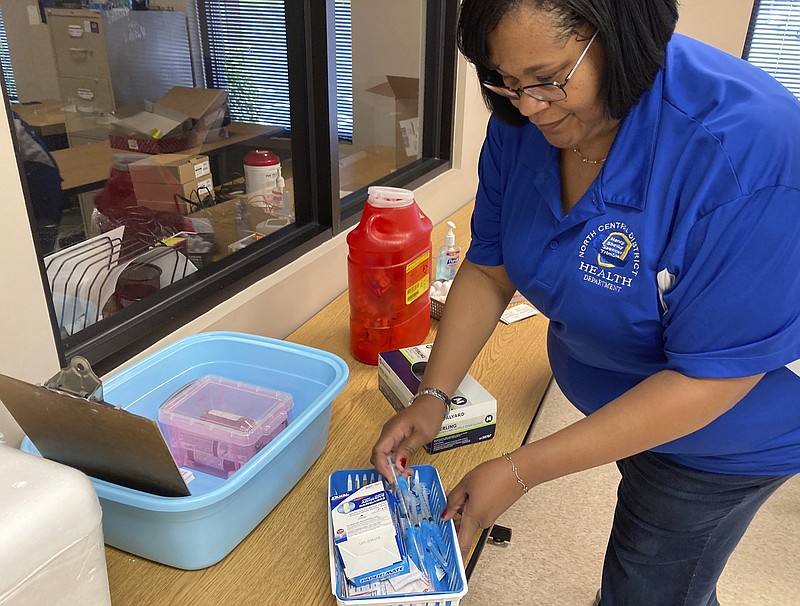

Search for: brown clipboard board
xmin=0 ymin=372 xmax=190 ymax=497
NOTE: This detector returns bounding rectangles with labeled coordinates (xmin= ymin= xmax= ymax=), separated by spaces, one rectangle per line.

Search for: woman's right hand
xmin=370 ymin=394 xmax=447 ymax=481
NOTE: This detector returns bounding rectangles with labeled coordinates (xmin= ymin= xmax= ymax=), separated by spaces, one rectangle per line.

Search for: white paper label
xmin=194 ymin=160 xmax=211 ymax=179
xmin=206 ymin=409 xmax=242 ymax=422
xmin=399 ymin=117 xmax=419 ymax=157
xmin=500 ymin=303 xmax=539 ymax=325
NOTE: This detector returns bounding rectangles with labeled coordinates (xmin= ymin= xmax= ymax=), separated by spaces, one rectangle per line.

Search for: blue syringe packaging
xmin=328 ymin=465 xmax=468 ymax=606
xmin=330 ymin=478 xmax=410 ymax=587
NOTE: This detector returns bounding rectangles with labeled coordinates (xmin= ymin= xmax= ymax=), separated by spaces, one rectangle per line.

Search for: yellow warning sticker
xmin=405 ymin=251 xmax=431 ymax=305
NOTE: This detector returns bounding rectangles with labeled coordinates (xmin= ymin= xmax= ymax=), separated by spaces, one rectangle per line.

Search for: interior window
xmin=1 ymin=0 xmax=454 ymax=372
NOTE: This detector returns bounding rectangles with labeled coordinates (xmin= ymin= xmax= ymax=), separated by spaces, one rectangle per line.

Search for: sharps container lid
xmin=367 ymin=186 xmax=415 ymax=208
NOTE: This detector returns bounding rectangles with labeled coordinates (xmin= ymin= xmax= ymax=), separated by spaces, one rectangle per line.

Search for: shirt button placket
xmin=536 ymin=234 xmax=562 ymax=288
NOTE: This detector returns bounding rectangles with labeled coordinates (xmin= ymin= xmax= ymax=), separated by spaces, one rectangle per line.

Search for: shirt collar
xmin=596 ymin=66 xmax=664 ymax=211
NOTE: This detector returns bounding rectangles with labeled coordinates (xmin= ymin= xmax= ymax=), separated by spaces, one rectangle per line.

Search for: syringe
xmin=387 ymin=457 xmax=429 ymax=582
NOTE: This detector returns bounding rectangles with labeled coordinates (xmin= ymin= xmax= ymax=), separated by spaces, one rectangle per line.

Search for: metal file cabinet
xmin=47 ymin=7 xmax=195 ymax=146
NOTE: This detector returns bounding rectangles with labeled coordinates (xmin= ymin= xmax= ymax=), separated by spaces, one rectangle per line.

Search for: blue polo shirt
xmin=467 ymin=34 xmax=800 ymax=474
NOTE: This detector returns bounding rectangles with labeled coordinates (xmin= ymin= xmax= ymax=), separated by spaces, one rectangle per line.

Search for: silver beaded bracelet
xmin=408 ymin=387 xmax=451 ymax=419
xmin=502 ymin=451 xmax=530 ymax=495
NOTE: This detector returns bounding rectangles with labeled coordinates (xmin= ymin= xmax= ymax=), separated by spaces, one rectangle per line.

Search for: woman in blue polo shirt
xmin=371 ymin=0 xmax=800 ymax=604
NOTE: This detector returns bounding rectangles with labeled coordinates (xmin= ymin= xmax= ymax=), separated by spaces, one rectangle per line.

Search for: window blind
xmin=744 ymin=0 xmax=800 ymax=99
xmin=0 ymin=5 xmax=17 ymax=101
xmin=203 ymin=0 xmax=353 ymax=140
xmin=334 ymin=0 xmax=353 ymax=139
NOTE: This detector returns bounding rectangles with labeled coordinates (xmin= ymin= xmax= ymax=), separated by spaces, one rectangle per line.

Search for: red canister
xmin=346 ymin=186 xmax=433 ymax=364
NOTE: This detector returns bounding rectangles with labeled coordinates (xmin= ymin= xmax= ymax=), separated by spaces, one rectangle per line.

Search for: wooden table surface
xmin=103 ymin=202 xmax=552 ymax=605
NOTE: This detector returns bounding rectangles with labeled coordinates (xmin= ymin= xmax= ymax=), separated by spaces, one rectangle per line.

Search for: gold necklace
xmin=572 ymin=146 xmax=606 ymax=164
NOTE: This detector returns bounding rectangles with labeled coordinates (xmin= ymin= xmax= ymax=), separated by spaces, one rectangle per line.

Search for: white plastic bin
xmin=0 ymin=444 xmax=111 ymax=606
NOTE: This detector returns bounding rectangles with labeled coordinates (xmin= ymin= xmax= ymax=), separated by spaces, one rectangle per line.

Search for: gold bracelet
xmin=502 ymin=451 xmax=529 ymax=495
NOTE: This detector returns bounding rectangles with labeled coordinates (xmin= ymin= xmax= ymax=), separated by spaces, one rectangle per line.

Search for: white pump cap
xmin=444 ymin=221 xmax=456 ymax=246
xmin=367 ymin=186 xmax=415 ymax=208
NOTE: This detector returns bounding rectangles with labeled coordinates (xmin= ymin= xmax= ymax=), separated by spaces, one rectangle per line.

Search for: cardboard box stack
xmin=130 ymin=154 xmax=214 ymax=215
xmin=108 ymin=86 xmax=228 ymax=154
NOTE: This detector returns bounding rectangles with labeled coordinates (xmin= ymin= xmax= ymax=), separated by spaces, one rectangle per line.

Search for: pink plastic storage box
xmin=159 ymin=375 xmax=293 ymax=478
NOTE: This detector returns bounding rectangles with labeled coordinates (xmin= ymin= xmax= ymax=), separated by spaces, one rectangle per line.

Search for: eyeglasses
xmin=482 ymin=30 xmax=598 ymax=102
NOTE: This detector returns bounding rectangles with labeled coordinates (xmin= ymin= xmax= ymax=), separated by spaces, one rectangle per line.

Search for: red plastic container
xmin=94 ymin=154 xmax=141 ymax=214
xmin=347 ymin=186 xmax=433 ymax=364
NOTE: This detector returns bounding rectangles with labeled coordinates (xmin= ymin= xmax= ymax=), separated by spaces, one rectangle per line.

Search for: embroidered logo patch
xmin=578 ymin=222 xmax=640 ymax=293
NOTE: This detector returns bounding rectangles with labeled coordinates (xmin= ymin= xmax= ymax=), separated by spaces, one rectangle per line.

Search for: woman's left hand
xmin=441 ymin=455 xmax=527 ymax=560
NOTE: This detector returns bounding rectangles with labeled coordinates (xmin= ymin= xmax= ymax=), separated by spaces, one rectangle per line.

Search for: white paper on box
xmin=115 ymin=108 xmax=186 ymax=137
xmin=330 ymin=481 xmax=402 ymax=580
xmin=194 ymin=159 xmax=211 ymax=179
xmin=196 ymin=176 xmax=214 ymax=192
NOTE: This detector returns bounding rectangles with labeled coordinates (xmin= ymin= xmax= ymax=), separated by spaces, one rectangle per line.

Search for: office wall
xmin=676 ymin=0 xmax=754 ymax=56
xmin=351 ymin=0 xmax=424 ymax=152
xmin=0 ymin=2 xmax=758 ymax=446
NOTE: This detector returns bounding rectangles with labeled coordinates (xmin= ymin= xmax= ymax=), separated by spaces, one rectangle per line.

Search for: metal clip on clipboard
xmin=0 ymin=357 xmax=190 ymax=497
xmin=44 ymin=356 xmax=104 ymax=403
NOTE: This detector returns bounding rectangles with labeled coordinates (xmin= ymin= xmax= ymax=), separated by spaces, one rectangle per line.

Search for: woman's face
xmin=486 ymin=6 xmax=616 ymax=150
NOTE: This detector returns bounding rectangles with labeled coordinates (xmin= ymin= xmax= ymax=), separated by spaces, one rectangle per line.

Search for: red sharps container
xmin=347 ymin=186 xmax=433 ymax=364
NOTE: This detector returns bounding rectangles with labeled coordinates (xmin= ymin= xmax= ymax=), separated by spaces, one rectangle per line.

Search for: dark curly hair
xmin=457 ymin=0 xmax=679 ymax=124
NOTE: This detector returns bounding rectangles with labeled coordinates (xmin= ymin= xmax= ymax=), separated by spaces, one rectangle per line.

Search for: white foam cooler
xmin=0 ymin=444 xmax=111 ymax=606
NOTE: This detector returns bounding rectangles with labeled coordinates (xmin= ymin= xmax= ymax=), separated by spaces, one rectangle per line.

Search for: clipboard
xmin=0 ymin=357 xmax=190 ymax=497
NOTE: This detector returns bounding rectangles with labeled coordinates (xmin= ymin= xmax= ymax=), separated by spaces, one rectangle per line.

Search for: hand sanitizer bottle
xmin=436 ymin=221 xmax=460 ymax=280
xmin=271 ymin=168 xmax=294 ymax=219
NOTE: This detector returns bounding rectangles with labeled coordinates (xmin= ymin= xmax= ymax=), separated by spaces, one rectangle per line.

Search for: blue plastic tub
xmin=21 ymin=331 xmax=349 ymax=569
